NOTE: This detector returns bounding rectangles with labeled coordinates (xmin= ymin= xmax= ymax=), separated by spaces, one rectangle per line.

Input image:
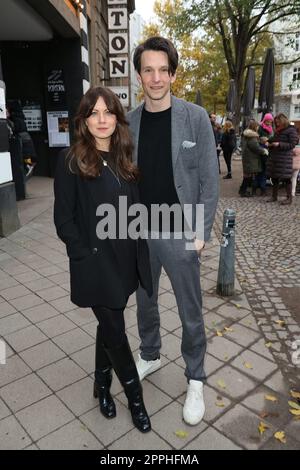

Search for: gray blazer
xmin=127 ymin=95 xmax=219 ymax=241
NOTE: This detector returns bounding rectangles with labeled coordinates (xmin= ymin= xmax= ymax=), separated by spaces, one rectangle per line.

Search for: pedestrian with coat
xmin=239 ymin=120 xmax=268 ymax=197
xmin=221 ymin=120 xmax=236 ymax=179
xmin=54 ymin=86 xmax=153 ymax=433
xmin=267 ymin=113 xmax=299 ymax=205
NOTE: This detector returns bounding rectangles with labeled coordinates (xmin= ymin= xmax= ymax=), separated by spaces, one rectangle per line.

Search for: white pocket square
xmin=182 ymin=140 xmax=196 ymax=149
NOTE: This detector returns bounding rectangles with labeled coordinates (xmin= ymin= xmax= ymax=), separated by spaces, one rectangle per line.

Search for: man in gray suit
xmin=127 ymin=37 xmax=219 ymax=425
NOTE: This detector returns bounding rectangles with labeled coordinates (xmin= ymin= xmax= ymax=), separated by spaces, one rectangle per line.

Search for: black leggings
xmin=223 ymin=150 xmax=233 ymax=173
xmin=92 ymin=306 xmax=126 ymax=349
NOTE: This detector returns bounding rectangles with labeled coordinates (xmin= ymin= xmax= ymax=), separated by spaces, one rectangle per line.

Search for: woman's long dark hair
xmin=69 ymin=87 xmax=138 ymax=180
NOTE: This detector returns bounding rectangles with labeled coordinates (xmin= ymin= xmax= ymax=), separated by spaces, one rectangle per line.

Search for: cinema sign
xmin=108 ymin=1 xmax=129 ymax=107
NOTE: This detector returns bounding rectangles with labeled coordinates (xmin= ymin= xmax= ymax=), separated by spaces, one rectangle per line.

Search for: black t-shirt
xmin=138 ymin=107 xmax=182 ymax=232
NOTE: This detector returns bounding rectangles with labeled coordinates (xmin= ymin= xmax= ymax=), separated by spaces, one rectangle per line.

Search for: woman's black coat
xmin=54 ymin=150 xmax=153 ymax=309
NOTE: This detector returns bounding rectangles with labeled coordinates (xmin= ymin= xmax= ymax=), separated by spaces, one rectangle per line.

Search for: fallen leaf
xmin=244 ymin=362 xmax=253 ymax=369
xmin=275 ymin=320 xmax=286 ymax=327
xmin=258 ymin=422 xmax=269 ymax=435
xmin=216 ymin=330 xmax=223 ymax=337
xmin=215 ymin=400 xmax=225 ymax=408
xmin=265 ymin=395 xmax=278 ymax=402
xmin=217 ymin=379 xmax=226 ymax=389
xmin=224 ymin=355 xmax=229 ymax=361
xmin=224 ymin=327 xmax=234 ymax=333
xmin=260 ymin=411 xmax=269 ymax=419
xmin=290 ymin=390 xmax=300 ymax=400
xmin=234 ymin=303 xmax=242 ymax=309
xmin=289 ymin=409 xmax=300 ymax=416
xmin=288 ymin=401 xmax=300 ymax=411
xmin=175 ymin=430 xmax=188 ymax=439
xmin=274 ymin=431 xmax=286 ymax=444
xmin=265 ymin=342 xmax=272 ymax=348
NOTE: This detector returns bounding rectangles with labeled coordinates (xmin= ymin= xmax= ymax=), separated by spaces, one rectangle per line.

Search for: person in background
xmin=209 ymin=113 xmax=221 ymax=173
xmin=267 ymin=113 xmax=298 ymax=205
xmin=239 ymin=119 xmax=268 ymax=197
xmin=54 ymin=86 xmax=152 ymax=433
xmin=220 ymin=120 xmax=236 ymax=179
xmin=292 ymin=129 xmax=300 ymax=198
xmin=254 ymin=113 xmax=274 ymax=195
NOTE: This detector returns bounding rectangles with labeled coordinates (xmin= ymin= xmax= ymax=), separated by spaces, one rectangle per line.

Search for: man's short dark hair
xmin=133 ymin=36 xmax=179 ymax=75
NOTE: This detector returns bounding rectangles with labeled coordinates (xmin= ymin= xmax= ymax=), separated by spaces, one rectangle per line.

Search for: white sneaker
xmin=183 ymin=380 xmax=205 ymax=425
xmin=136 ymin=354 xmax=161 ymax=381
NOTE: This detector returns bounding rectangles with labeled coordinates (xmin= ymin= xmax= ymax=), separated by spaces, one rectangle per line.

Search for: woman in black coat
xmin=267 ymin=113 xmax=299 ymax=205
xmin=221 ymin=120 xmax=236 ymax=179
xmin=54 ymin=87 xmax=152 ymax=433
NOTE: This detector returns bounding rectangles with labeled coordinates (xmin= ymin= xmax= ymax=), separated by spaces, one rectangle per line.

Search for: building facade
xmin=0 ymin=0 xmax=135 ymax=236
xmin=273 ymin=21 xmax=300 ymax=132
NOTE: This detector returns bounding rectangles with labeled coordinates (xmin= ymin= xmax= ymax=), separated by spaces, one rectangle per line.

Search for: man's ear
xmin=170 ymin=73 xmax=177 ymax=84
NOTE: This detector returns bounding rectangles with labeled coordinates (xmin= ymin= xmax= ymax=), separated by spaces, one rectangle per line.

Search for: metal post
xmin=216 ymin=209 xmax=236 ymax=296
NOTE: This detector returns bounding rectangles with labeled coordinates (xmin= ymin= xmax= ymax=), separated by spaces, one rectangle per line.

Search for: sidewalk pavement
xmin=0 ymin=162 xmax=299 ymax=450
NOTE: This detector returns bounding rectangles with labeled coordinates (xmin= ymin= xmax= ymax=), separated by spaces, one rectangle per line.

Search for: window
xmin=296 ymin=33 xmax=300 ymax=52
xmin=295 ymin=105 xmax=300 ymax=117
xmin=293 ymin=67 xmax=300 ymax=89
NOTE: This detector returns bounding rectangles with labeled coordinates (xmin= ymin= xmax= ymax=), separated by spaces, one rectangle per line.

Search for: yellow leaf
xmin=224 ymin=355 xmax=229 ymax=361
xmin=224 ymin=327 xmax=234 ymax=332
xmin=290 ymin=390 xmax=300 ymax=399
xmin=234 ymin=303 xmax=242 ymax=309
xmin=265 ymin=395 xmax=278 ymax=402
xmin=215 ymin=400 xmax=225 ymax=408
xmin=289 ymin=409 xmax=300 ymax=416
xmin=274 ymin=431 xmax=286 ymax=443
xmin=216 ymin=330 xmax=223 ymax=337
xmin=175 ymin=430 xmax=188 ymax=439
xmin=244 ymin=362 xmax=253 ymax=369
xmin=288 ymin=401 xmax=300 ymax=410
xmin=275 ymin=320 xmax=286 ymax=327
xmin=258 ymin=422 xmax=269 ymax=435
xmin=217 ymin=379 xmax=226 ymax=389
xmin=265 ymin=342 xmax=272 ymax=348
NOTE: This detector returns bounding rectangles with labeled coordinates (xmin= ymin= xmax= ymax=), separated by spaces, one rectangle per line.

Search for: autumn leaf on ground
xmin=274 ymin=431 xmax=286 ymax=444
xmin=215 ymin=399 xmax=225 ymax=408
xmin=265 ymin=342 xmax=272 ymax=348
xmin=265 ymin=395 xmax=278 ymax=402
xmin=216 ymin=330 xmax=223 ymax=337
xmin=224 ymin=327 xmax=234 ymax=333
xmin=290 ymin=390 xmax=300 ymax=400
xmin=288 ymin=401 xmax=300 ymax=410
xmin=258 ymin=422 xmax=269 ymax=435
xmin=244 ymin=362 xmax=253 ymax=369
xmin=224 ymin=355 xmax=229 ymax=361
xmin=234 ymin=303 xmax=242 ymax=309
xmin=175 ymin=430 xmax=188 ymax=439
xmin=275 ymin=320 xmax=286 ymax=327
xmin=217 ymin=379 xmax=226 ymax=389
xmin=260 ymin=411 xmax=269 ymax=419
xmin=289 ymin=409 xmax=300 ymax=416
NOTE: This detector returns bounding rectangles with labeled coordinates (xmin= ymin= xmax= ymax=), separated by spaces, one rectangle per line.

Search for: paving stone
xmin=0 ymin=313 xmax=31 ymax=336
xmin=202 ymin=295 xmax=225 ymax=310
xmin=265 ymin=370 xmax=294 ymax=396
xmin=21 ymin=303 xmax=60 ymax=323
xmin=16 ymin=395 xmax=74 ymax=441
xmin=37 ymin=357 xmax=87 ymax=391
xmin=37 ymin=315 xmax=77 ymax=338
xmin=5 ymin=325 xmax=48 ymax=352
xmin=185 ymin=427 xmax=241 ymax=450
xmin=49 ymin=296 xmax=77 ymax=313
xmin=0 ymin=415 xmax=32 ymax=449
xmin=9 ymin=294 xmax=45 ymax=311
xmin=158 ymin=292 xmax=178 ymax=309
xmin=52 ymin=328 xmax=94 ymax=355
xmin=36 ymin=286 xmax=68 ymax=302
xmin=0 ymin=355 xmax=31 ymax=387
xmin=261 ymin=433 xmax=300 ymax=450
xmin=223 ymin=323 xmax=262 ymax=348
xmin=0 ymin=301 xmax=17 ymax=319
xmin=56 ymin=377 xmax=97 ymax=417
xmin=216 ymin=304 xmax=250 ymax=322
xmin=207 ymin=335 xmax=243 ymax=363
xmin=230 ymin=350 xmax=277 ymax=381
xmin=214 ymin=404 xmax=274 ymax=450
xmin=151 ymin=401 xmax=207 ymax=449
xmin=37 ymin=419 xmax=103 ymax=450
xmin=0 ymin=397 xmax=11 ymax=420
xmin=71 ymin=345 xmax=95 ymax=375
xmin=160 ymin=333 xmax=182 ymax=361
xmin=0 ymin=373 xmax=51 ymax=412
xmin=109 ymin=427 xmax=172 ymax=450
xmin=160 ymin=309 xmax=182 ymax=332
xmin=65 ymin=308 xmax=95 ymax=327
xmin=20 ymin=340 xmax=66 ymax=370
xmin=80 ymin=400 xmax=134 ymax=447
xmin=117 ymin=380 xmax=172 ymax=417
xmin=208 ymin=365 xmax=258 ymax=399
xmin=147 ymin=362 xmax=187 ymax=399
xmin=249 ymin=337 xmax=275 ymax=361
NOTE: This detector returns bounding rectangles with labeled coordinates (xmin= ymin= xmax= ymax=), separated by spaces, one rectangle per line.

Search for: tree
xmin=166 ymin=0 xmax=300 ymax=125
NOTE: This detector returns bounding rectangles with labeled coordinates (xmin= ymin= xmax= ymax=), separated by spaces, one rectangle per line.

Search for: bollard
xmin=216 ymin=209 xmax=236 ymax=296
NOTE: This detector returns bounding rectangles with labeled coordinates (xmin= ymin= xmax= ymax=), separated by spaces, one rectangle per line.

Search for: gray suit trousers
xmin=136 ymin=236 xmax=206 ymax=381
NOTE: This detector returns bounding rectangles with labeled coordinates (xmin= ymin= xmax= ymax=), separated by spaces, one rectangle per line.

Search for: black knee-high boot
xmin=94 ymin=325 xmax=116 ymax=419
xmin=104 ymin=337 xmax=151 ymax=433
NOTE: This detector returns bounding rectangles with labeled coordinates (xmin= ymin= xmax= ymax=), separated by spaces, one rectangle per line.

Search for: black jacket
xmin=54 ymin=150 xmax=153 ymax=309
xmin=267 ymin=125 xmax=299 ymax=179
